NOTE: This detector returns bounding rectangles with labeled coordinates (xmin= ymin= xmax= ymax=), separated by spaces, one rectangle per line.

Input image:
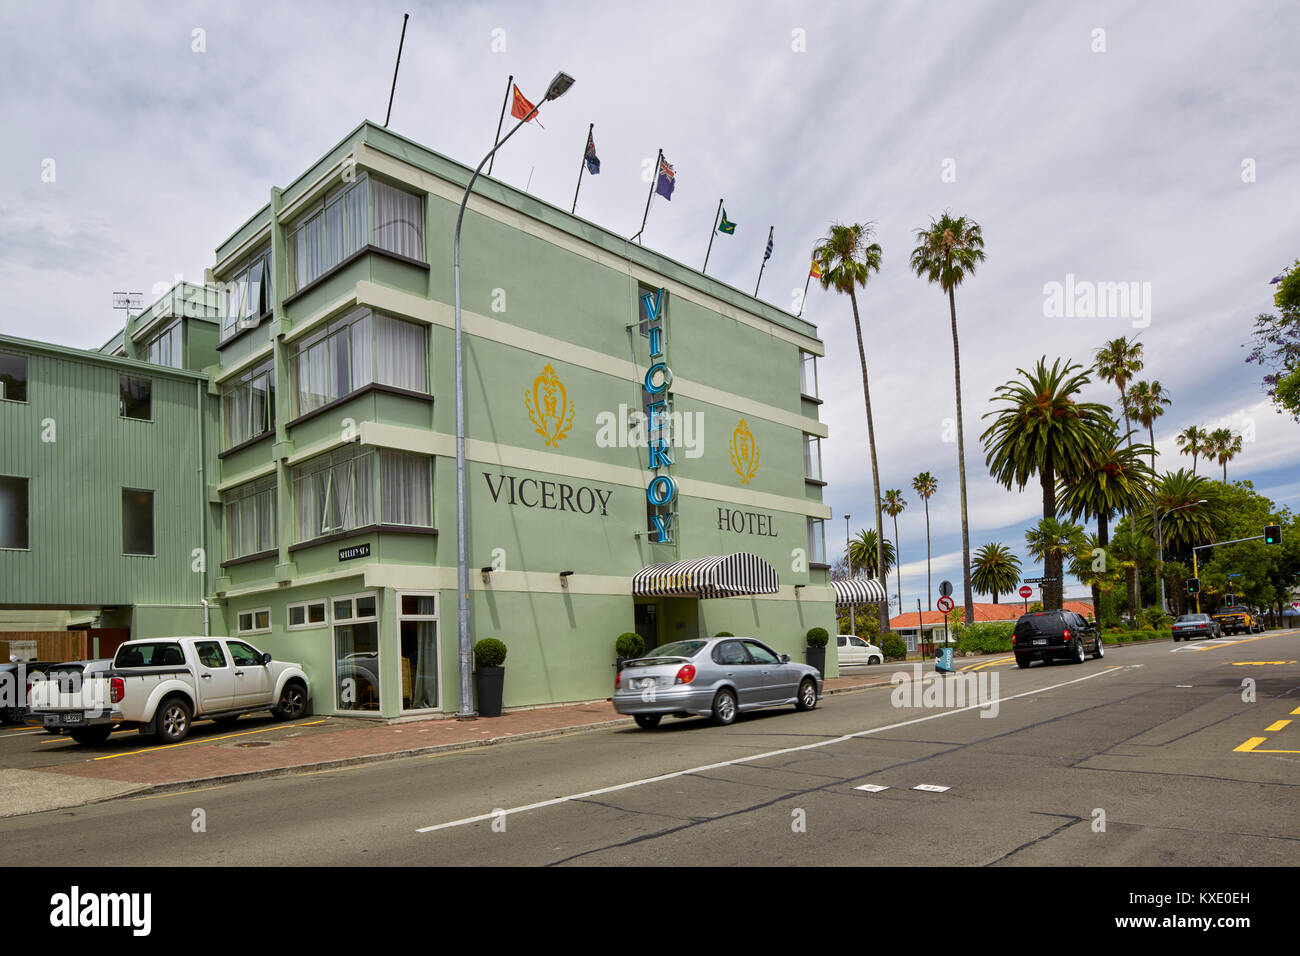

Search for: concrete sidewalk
xmin=38 ymin=671 xmax=908 ymax=799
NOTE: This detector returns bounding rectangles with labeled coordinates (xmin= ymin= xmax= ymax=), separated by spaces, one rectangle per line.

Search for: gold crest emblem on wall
xmin=525 ymin=363 xmax=575 ymax=448
xmin=729 ymin=418 xmax=759 ymax=484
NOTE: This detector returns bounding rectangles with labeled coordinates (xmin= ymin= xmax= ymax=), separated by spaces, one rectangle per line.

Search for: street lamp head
xmin=545 ymin=72 xmax=575 ymax=101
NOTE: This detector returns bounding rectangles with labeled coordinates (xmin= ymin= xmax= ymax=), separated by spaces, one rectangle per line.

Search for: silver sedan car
xmin=613 ymin=636 xmax=823 ymax=729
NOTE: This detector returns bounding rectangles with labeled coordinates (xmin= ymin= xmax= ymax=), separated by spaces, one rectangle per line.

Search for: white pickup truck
xmin=28 ymin=636 xmax=310 ymax=746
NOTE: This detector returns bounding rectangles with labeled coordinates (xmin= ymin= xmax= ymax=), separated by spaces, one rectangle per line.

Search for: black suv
xmin=1012 ymin=610 xmax=1103 ymax=668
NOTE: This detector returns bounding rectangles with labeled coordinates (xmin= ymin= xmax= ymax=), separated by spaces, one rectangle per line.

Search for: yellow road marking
xmin=1245 ymin=747 xmax=1300 ymax=754
xmin=1291 ymin=706 xmax=1300 ymax=716
xmin=129 ymin=785 xmax=227 ymax=802
xmin=1265 ymin=720 xmax=1292 ymax=732
xmin=1190 ymin=633 xmax=1289 ymax=652
xmin=962 ymin=657 xmax=1013 ymax=672
xmin=1229 ymin=661 xmax=1298 ymax=666
xmin=1234 ymin=737 xmax=1267 ymax=752
xmin=91 ymin=719 xmax=327 ymax=761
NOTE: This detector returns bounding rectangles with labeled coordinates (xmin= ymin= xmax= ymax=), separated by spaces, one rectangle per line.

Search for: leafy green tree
xmin=1137 ymin=469 xmax=1217 ymax=564
xmin=970 ymin=543 xmax=1022 ymax=603
xmin=848 ymin=528 xmax=895 ymax=579
xmin=816 ymin=223 xmax=888 ymax=636
xmin=881 ymin=489 xmax=907 ymax=610
xmin=1024 ymin=517 xmax=1087 ymax=612
xmin=1093 ymin=337 xmax=1145 ymax=462
xmin=910 ymin=211 xmax=985 ymax=625
xmin=1206 ymin=427 xmax=1244 ymax=482
xmin=1245 ymin=261 xmax=1300 ymax=421
xmin=1057 ymin=423 xmax=1154 ymax=547
xmin=1069 ymin=532 xmax=1123 ymax=625
xmin=1175 ymin=425 xmax=1210 ymax=475
xmin=911 ymin=472 xmax=939 ymax=603
xmin=982 ymin=358 xmax=1112 ymax=609
xmin=1109 ymin=527 xmax=1159 ymax=625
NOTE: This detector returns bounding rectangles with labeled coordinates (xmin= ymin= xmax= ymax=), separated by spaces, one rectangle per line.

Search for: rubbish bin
xmin=935 ymin=645 xmax=955 ymax=673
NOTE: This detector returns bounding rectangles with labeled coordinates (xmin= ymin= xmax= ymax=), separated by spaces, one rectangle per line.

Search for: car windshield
xmin=1176 ymin=615 xmax=1207 ymax=622
xmin=642 ymin=641 xmax=706 ymax=659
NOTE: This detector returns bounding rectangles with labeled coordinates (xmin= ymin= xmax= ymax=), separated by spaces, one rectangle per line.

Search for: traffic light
xmin=1187 ymin=577 xmax=1200 ymax=595
xmin=1264 ymin=524 xmax=1281 ymax=545
xmin=1226 ymin=593 xmax=1236 ymax=606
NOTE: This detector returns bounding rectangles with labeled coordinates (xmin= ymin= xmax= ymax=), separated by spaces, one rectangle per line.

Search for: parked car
xmin=0 ymin=659 xmax=59 ymax=726
xmin=612 ymin=637 xmax=822 ymax=729
xmin=1011 ymin=610 xmax=1103 ymax=668
xmin=1211 ymin=606 xmax=1257 ymax=636
xmin=28 ymin=637 xmax=310 ymax=745
xmin=1171 ymin=613 xmax=1221 ymax=641
xmin=836 ymin=634 xmax=883 ymax=665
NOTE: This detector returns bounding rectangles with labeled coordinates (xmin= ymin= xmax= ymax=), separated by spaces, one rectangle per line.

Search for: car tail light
xmin=1063 ymin=628 xmax=1072 ymax=641
xmin=674 ymin=664 xmax=696 ymax=685
xmin=110 ymin=677 xmax=124 ymax=704
xmin=1011 ymin=634 xmax=1017 ymax=645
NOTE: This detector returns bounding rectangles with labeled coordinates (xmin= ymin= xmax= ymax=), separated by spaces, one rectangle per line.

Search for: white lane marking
xmin=854 ymin=784 xmax=889 ymax=793
xmin=0 ymin=729 xmax=46 ymax=738
xmin=913 ymin=784 xmax=950 ymax=792
xmin=1176 ymin=685 xmax=1193 ymax=688
xmin=415 ymin=667 xmax=1122 ymax=834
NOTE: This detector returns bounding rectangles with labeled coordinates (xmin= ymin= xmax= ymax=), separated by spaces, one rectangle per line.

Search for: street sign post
xmin=938 ymin=580 xmax=953 ymax=598
xmin=1018 ymin=584 xmax=1032 ymax=613
xmin=936 ymin=596 xmax=954 ymax=613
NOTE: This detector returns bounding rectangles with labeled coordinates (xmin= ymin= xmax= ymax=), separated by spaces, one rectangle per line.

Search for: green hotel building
xmin=0 ymin=121 xmax=839 ymax=718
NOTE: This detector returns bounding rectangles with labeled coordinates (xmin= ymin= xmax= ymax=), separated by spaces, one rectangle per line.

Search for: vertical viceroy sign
xmin=643 ymin=288 xmax=676 ymax=543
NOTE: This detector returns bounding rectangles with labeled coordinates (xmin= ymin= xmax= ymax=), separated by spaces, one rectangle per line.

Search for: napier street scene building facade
xmin=0 ymin=121 xmax=838 ymax=719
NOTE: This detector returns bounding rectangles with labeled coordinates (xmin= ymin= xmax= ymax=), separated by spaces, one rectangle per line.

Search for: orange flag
xmin=511 ymin=84 xmax=544 ymax=128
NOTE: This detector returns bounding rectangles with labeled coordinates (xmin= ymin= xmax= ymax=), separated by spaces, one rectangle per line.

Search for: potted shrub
xmin=473 ymin=638 xmax=507 ymax=717
xmin=714 ymin=631 xmax=734 ymax=637
xmin=615 ymin=632 xmax=644 ymax=669
xmin=805 ymin=627 xmax=829 ymax=675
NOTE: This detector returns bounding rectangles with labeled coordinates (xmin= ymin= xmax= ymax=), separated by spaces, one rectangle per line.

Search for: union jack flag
xmin=655 ymin=155 xmax=676 ymax=200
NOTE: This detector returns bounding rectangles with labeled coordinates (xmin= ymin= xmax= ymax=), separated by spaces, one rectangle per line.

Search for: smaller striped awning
xmin=632 ymin=553 xmax=779 ymax=600
xmin=833 ymin=577 xmax=888 ymax=607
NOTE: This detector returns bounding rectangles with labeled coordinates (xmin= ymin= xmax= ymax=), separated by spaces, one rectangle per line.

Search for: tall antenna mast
xmin=384 ymin=14 xmax=410 ymax=128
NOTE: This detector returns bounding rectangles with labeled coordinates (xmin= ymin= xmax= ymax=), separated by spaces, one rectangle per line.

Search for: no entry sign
xmin=936 ymin=596 xmax=955 ymax=613
xmin=1019 ymin=585 xmax=1033 ymax=598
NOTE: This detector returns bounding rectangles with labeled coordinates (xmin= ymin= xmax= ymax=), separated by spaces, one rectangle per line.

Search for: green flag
xmin=718 ymin=209 xmax=736 ymax=235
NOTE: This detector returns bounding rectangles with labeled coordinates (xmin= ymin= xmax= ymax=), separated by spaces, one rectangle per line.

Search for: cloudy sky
xmin=2 ymin=0 xmax=1297 ymax=610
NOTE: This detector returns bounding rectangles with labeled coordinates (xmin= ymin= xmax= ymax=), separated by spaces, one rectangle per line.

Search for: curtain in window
xmin=295 ymin=213 xmax=326 ymax=290
xmin=380 ymin=451 xmax=431 ymax=526
xmin=248 ymin=375 xmax=268 ymax=440
xmin=224 ymin=480 xmax=275 ymax=559
xmin=375 ymin=315 xmax=425 ymax=392
xmin=255 ymin=486 xmax=275 ymax=552
xmin=296 ymin=339 xmax=331 ymax=415
xmin=407 ymin=620 xmax=438 ymax=710
xmin=325 ymin=200 xmax=345 ymax=271
xmin=245 ymin=260 xmax=264 ymax=321
xmin=372 ymin=180 xmax=423 ymax=260
xmin=351 ymin=316 xmax=373 ymax=391
xmin=344 ymin=178 xmax=369 ymax=257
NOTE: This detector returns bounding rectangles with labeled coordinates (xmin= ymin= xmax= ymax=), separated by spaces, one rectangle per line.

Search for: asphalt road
xmin=1 ymin=631 xmax=1297 ymax=866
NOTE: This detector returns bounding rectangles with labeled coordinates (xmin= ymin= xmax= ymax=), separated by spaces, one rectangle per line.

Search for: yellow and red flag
xmin=511 ymin=84 xmax=544 ymax=128
xmin=809 ymin=260 xmax=822 ymax=279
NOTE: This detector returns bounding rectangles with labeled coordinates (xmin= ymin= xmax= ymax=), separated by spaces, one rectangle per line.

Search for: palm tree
xmin=911 ymin=472 xmax=938 ymax=603
xmin=1093 ymin=337 xmax=1145 ymax=455
xmin=1056 ymin=423 xmax=1155 ymax=547
xmin=910 ymin=211 xmax=985 ymax=625
xmin=1140 ymin=469 xmax=1216 ymax=558
xmin=1109 ymin=526 xmax=1158 ymax=625
xmin=1206 ymin=427 xmax=1244 ymax=481
xmin=1025 ymin=518 xmax=1087 ymax=611
xmin=970 ymin=543 xmax=1021 ymax=604
xmin=816 ymin=223 xmax=887 ymax=635
xmin=1125 ymin=380 xmax=1172 ymax=473
xmin=982 ymin=358 xmax=1113 ymax=610
xmin=1175 ymin=425 xmax=1209 ymax=475
xmin=848 ymin=528 xmax=895 ymax=580
xmin=881 ymin=489 xmax=907 ymax=610
xmin=1069 ymin=531 xmax=1122 ymax=624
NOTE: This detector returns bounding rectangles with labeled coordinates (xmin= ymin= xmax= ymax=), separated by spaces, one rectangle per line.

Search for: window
xmin=290 ymin=308 xmax=426 ymax=417
xmin=807 ymin=517 xmax=826 ymax=565
xmin=122 ymin=489 xmax=155 ymax=556
xmin=195 ymin=641 xmax=227 ymax=668
xmin=743 ymin=641 xmax=781 ymax=664
xmin=223 ymin=475 xmax=276 ymax=561
xmin=120 ymin=375 xmax=151 ymax=420
xmin=372 ymin=179 xmax=424 ymax=261
xmin=287 ymin=176 xmax=370 ymax=293
xmin=293 ymin=446 xmax=432 ymax=544
xmin=399 ymin=592 xmax=438 ymax=711
xmin=141 ymin=320 xmax=182 ymax=368
xmin=333 ymin=591 xmax=379 ymax=712
xmin=0 ymin=476 xmax=29 ymax=549
xmin=236 ymin=610 xmax=271 ymax=636
xmin=800 ymin=351 xmax=818 ymax=399
xmin=803 ymin=434 xmax=822 ymax=481
xmin=288 ymin=600 xmax=327 ymax=630
xmin=220 ymin=251 xmax=274 ymax=341
xmin=0 ymin=352 xmax=28 ymax=403
xmin=221 ymin=358 xmax=276 ymax=448
xmin=114 ymin=642 xmax=183 ymax=667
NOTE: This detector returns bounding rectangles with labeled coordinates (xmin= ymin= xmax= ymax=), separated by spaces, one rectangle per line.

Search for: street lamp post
xmin=453 ymin=72 xmax=575 ymax=719
xmin=845 ymin=515 xmax=853 ymax=637
xmin=1156 ymin=499 xmax=1207 ymax=614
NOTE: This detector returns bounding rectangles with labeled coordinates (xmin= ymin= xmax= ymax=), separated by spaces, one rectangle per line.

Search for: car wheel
xmin=795 ymin=678 xmax=818 ymax=712
xmin=69 ymin=726 xmax=113 ymax=746
xmin=1016 ymin=655 xmax=1031 ymax=669
xmin=1073 ymin=639 xmax=1086 ymax=664
xmin=1092 ymin=637 xmax=1104 ymax=659
xmin=0 ymin=707 xmax=24 ymax=726
xmin=633 ymin=714 xmax=661 ymax=729
xmin=711 ymin=688 xmax=737 ymax=726
xmin=868 ymin=655 xmax=882 ymax=665
xmin=271 ymin=680 xmax=308 ymax=721
xmin=156 ymin=698 xmax=192 ymax=744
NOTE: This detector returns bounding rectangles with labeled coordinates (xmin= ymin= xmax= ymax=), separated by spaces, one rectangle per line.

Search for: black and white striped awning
xmin=632 ymin=553 xmax=779 ymax=599
xmin=832 ymin=577 xmax=889 ymax=606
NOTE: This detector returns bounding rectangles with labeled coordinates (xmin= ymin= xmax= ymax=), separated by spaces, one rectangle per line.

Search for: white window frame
xmin=807 ymin=517 xmax=827 ymax=566
xmin=237 ymin=607 xmax=272 ymax=636
xmin=221 ymin=357 xmax=276 ymax=449
xmin=219 ymin=250 xmax=273 ymax=342
xmin=287 ymin=599 xmax=328 ymax=631
xmin=332 ymin=591 xmax=378 ymax=624
xmin=223 ymin=475 xmax=277 ymax=562
xmin=800 ymin=351 xmax=819 ymax=399
xmin=803 ymin=434 xmax=823 ymax=482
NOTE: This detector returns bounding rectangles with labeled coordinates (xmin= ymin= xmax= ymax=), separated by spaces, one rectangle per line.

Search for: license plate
xmin=635 ymin=678 xmax=656 ymax=689
xmin=59 ymin=713 xmax=83 ymax=726
xmin=1033 ymin=639 xmax=1047 ymax=646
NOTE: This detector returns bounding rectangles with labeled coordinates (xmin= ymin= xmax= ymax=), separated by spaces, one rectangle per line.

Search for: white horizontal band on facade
xmin=214 ymin=460 xmax=276 ymax=493
xmin=354 ymin=144 xmax=824 ymax=357
xmin=212 ymin=340 xmax=276 ymax=385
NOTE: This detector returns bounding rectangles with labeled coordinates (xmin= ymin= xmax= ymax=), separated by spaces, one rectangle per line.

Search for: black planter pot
xmin=805 ymin=645 xmax=826 ymax=676
xmin=475 ymin=665 xmax=505 ymax=717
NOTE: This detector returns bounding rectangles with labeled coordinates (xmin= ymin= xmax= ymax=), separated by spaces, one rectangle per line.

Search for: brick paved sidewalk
xmin=48 ymin=672 xmax=902 ymax=792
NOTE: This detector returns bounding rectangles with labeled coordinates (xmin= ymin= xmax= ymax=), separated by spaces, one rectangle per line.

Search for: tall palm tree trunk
xmin=992 ymin=588 xmax=999 ymax=605
xmin=1041 ymin=463 xmax=1061 ymax=610
xmin=1148 ymin=422 xmax=1159 ymax=611
xmin=849 ymin=287 xmax=889 ymax=637
xmin=1118 ymin=388 xmax=1141 ymax=600
xmin=947 ymin=284 xmax=974 ymax=625
xmin=924 ymin=499 xmax=932 ymax=606
xmin=892 ymin=513 xmax=902 ymax=611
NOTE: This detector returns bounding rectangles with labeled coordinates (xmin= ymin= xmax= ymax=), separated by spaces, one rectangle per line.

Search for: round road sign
xmin=938 ymin=580 xmax=954 ymax=597
xmin=936 ymin=595 xmax=955 ymax=613
xmin=1019 ymin=585 xmax=1033 ymax=598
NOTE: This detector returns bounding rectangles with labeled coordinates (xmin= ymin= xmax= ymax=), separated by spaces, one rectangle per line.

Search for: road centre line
xmin=415 ymin=665 xmax=1123 ymax=834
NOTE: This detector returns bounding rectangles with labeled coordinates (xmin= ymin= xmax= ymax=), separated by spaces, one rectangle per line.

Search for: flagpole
xmin=383 ymin=14 xmax=409 ymax=128
xmin=630 ymin=148 xmax=662 ymax=244
xmin=702 ymin=198 xmax=723 ymax=273
xmin=571 ymin=122 xmax=593 ymax=215
xmin=487 ymin=74 xmax=513 ymax=176
xmin=754 ymin=226 xmax=773 ymax=296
